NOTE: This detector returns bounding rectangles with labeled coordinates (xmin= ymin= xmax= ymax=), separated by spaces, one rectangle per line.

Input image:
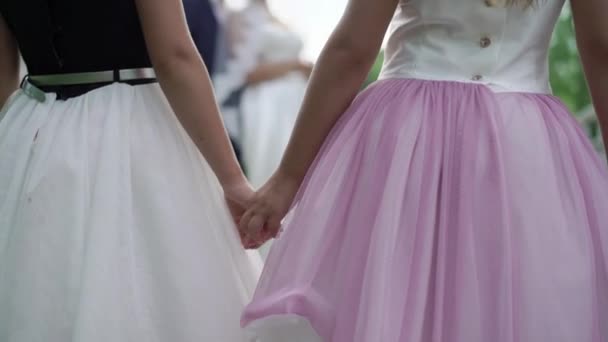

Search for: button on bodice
xmin=379 ymin=0 xmax=566 ymax=94
xmin=479 ymin=37 xmax=492 ymax=48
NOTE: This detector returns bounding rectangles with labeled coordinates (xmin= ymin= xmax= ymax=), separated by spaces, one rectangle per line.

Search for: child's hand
xmin=223 ymin=179 xmax=260 ymax=248
xmin=239 ymin=170 xmax=300 ymax=243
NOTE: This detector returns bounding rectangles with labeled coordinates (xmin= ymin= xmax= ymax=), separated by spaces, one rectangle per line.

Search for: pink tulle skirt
xmin=242 ymin=79 xmax=608 ymax=342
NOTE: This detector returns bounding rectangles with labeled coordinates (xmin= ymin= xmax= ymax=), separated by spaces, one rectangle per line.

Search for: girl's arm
xmin=135 ymin=0 xmax=247 ymax=190
xmin=275 ymin=0 xmax=399 ymax=185
xmin=0 ymin=13 xmax=20 ymax=107
xmin=135 ymin=0 xmax=255 ymax=242
xmin=571 ymin=0 xmax=608 ymax=149
xmin=239 ymin=0 xmax=400 ymax=237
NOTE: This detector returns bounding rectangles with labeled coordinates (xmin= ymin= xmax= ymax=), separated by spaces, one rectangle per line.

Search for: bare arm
xmin=571 ymin=0 xmax=608 ymax=149
xmin=0 ymin=13 xmax=20 ymax=107
xmin=277 ymin=0 xmax=399 ymax=185
xmin=134 ymin=0 xmax=246 ymax=188
xmin=239 ymin=0 xmax=399 ymax=237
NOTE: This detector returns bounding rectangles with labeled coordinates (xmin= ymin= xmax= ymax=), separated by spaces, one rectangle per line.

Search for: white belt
xmin=28 ymin=68 xmax=156 ymax=86
xmin=21 ymin=68 xmax=157 ymax=102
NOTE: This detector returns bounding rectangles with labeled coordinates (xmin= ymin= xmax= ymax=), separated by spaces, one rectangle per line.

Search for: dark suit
xmin=183 ymin=0 xmax=219 ymax=75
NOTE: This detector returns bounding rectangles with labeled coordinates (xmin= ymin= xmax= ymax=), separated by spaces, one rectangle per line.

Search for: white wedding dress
xmin=215 ymin=3 xmax=308 ymax=188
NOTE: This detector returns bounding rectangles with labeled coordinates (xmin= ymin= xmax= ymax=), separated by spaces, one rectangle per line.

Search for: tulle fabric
xmin=0 ymin=84 xmax=262 ymax=341
xmin=242 ymin=79 xmax=608 ymax=342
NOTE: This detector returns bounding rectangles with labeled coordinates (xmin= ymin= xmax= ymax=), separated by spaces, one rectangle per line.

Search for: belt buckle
xmin=20 ymin=76 xmax=47 ymax=103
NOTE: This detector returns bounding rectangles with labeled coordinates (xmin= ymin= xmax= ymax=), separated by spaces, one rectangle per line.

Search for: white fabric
xmin=379 ymin=0 xmax=566 ymax=94
xmin=0 ymin=83 xmax=262 ymax=341
xmin=216 ymin=3 xmax=308 ymax=188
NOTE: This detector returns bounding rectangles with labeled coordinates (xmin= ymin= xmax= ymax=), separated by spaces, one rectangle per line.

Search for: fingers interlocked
xmin=239 ymin=198 xmax=282 ymax=248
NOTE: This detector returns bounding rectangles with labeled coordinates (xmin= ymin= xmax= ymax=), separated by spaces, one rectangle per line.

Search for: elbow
xmin=150 ymin=43 xmax=203 ymax=78
xmin=325 ymin=33 xmax=379 ymax=70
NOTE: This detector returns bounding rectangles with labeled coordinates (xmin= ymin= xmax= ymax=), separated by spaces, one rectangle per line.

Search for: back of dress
xmin=0 ymin=1 xmax=263 ymax=342
xmin=0 ymin=0 xmax=151 ymax=75
xmin=380 ymin=0 xmax=565 ymax=93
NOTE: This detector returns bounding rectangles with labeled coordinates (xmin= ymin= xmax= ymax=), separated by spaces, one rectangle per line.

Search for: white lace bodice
xmin=379 ymin=0 xmax=566 ymax=93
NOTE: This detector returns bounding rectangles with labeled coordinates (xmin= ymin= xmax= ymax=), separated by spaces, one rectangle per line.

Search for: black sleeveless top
xmin=0 ymin=0 xmax=152 ymax=75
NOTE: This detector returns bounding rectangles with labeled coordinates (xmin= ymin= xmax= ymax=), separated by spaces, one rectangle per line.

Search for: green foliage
xmin=548 ymin=8 xmax=591 ymax=113
xmin=363 ymin=51 xmax=384 ymax=88
xmin=548 ymin=8 xmax=600 ymax=143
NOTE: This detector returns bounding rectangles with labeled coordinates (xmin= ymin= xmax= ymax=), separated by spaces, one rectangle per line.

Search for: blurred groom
xmin=183 ymin=0 xmax=220 ymax=75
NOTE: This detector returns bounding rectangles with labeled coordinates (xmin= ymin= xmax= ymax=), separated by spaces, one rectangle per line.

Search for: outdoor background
xmin=18 ymin=2 xmax=598 ymax=155
xmin=224 ymin=1 xmax=604 ymax=155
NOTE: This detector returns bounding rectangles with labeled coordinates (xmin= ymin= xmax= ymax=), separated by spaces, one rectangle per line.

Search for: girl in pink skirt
xmin=240 ymin=0 xmax=608 ymax=341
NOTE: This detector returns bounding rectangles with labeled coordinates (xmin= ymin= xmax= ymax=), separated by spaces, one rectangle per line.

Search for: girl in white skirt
xmin=0 ymin=0 xmax=261 ymax=341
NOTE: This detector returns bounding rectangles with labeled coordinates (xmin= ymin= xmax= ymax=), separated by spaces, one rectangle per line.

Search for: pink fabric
xmin=242 ymin=79 xmax=608 ymax=342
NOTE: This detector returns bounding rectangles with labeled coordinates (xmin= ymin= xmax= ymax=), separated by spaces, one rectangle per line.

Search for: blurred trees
xmin=548 ymin=7 xmax=591 ymax=113
xmin=549 ymin=8 xmax=602 ymax=148
xmin=363 ymin=51 xmax=384 ymax=88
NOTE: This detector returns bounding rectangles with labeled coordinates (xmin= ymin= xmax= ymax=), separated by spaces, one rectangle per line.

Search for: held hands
xmin=237 ymin=170 xmax=300 ymax=249
xmin=223 ymin=178 xmax=260 ymax=248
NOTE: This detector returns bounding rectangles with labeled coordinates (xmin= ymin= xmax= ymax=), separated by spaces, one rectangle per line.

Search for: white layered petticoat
xmin=0 ymin=83 xmax=261 ymax=341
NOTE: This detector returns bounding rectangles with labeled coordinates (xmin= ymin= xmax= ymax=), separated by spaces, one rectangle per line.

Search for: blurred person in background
xmin=215 ymin=0 xmax=313 ymax=190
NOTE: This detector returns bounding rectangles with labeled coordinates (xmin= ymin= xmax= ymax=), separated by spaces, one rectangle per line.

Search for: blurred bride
xmin=215 ymin=0 xmax=312 ymax=188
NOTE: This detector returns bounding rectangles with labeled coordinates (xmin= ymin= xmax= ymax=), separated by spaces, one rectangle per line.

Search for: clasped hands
xmin=224 ymin=170 xmax=300 ymax=249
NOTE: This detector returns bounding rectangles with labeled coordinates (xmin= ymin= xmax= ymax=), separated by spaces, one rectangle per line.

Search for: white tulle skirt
xmin=0 ymin=83 xmax=262 ymax=341
xmin=240 ymin=73 xmax=307 ymax=188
